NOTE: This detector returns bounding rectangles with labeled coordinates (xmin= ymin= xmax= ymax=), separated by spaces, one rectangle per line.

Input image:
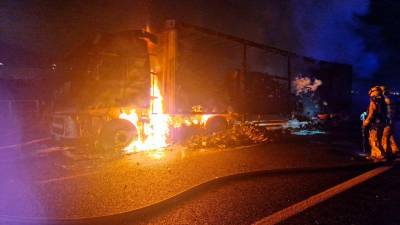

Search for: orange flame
xmin=119 ymin=23 xmax=213 ymax=153
xmin=119 ymin=75 xmax=170 ymax=152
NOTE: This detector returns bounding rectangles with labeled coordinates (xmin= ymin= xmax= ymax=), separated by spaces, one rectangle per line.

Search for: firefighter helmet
xmin=368 ymin=86 xmax=382 ymax=97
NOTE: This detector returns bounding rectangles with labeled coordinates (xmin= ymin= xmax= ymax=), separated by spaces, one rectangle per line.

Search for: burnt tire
xmin=98 ymin=119 xmax=138 ymax=150
xmin=205 ymin=116 xmax=228 ymax=134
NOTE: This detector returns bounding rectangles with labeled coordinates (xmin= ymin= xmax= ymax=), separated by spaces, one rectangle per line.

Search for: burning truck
xmin=50 ymin=20 xmax=352 ymax=153
xmin=51 ymin=21 xmax=236 ymax=152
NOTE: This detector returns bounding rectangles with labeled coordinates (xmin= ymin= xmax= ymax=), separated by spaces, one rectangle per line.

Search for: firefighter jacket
xmin=364 ymin=98 xmax=388 ymax=128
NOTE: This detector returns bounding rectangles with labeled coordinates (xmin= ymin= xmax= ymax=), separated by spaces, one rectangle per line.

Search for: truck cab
xmin=51 ymin=30 xmax=157 ymax=149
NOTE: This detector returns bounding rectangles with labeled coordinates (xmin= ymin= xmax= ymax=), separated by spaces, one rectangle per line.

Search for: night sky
xmin=0 ymin=0 xmax=399 ymax=85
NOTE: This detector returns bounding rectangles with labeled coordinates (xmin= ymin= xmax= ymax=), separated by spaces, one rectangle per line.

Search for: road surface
xmin=1 ymin=128 xmax=395 ymax=225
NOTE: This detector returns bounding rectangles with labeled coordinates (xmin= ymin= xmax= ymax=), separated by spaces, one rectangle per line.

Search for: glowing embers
xmin=171 ymin=114 xmax=213 ymax=128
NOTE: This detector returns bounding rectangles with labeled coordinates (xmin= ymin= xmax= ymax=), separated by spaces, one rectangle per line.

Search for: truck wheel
xmin=205 ymin=116 xmax=228 ymax=133
xmin=98 ymin=119 xmax=138 ymax=150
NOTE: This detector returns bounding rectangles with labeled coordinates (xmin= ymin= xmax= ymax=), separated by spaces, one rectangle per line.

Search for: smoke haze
xmin=0 ymin=0 xmax=381 ymax=78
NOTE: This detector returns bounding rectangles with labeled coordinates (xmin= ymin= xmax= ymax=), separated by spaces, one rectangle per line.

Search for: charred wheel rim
xmin=98 ymin=119 xmax=138 ymax=150
xmin=205 ymin=116 xmax=228 ymax=133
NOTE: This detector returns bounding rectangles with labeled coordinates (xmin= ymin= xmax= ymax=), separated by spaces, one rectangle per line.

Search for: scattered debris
xmin=185 ymin=124 xmax=271 ymax=149
xmin=292 ymin=130 xmax=326 ymax=136
xmin=285 ymin=119 xmax=327 ymax=136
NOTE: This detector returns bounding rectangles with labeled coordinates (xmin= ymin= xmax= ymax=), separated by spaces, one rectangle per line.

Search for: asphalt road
xmin=128 ymin=168 xmax=371 ymax=225
xmin=282 ymin=164 xmax=400 ymax=225
xmin=1 ymin=129 xmax=388 ymax=225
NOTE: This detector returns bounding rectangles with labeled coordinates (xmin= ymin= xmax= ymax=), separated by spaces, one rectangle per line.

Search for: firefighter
xmin=381 ymin=86 xmax=399 ymax=156
xmin=363 ymin=86 xmax=386 ymax=160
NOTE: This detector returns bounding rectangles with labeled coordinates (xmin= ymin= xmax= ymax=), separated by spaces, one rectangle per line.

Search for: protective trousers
xmin=382 ymin=126 xmax=399 ymax=155
xmin=369 ymin=127 xmax=384 ymax=159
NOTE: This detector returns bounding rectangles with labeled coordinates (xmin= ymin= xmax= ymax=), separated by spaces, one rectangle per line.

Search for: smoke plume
xmin=289 ymin=0 xmax=379 ymax=77
xmin=293 ymin=76 xmax=323 ymax=96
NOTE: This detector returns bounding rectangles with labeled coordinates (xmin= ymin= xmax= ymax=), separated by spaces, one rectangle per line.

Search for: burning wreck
xmin=51 ymin=21 xmax=231 ymax=153
xmin=50 ymin=20 xmax=353 ymax=153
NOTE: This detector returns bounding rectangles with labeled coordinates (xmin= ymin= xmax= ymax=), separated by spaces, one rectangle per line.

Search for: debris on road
xmin=185 ymin=124 xmax=272 ymax=149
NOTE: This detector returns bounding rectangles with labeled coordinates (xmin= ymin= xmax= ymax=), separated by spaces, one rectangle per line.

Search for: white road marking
xmin=253 ymin=165 xmax=392 ymax=225
xmin=0 ymin=137 xmax=50 ymax=150
xmin=35 ymin=146 xmax=75 ymax=154
xmin=36 ymin=171 xmax=100 ymax=185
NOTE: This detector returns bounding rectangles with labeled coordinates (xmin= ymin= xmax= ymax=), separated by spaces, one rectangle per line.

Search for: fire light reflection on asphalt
xmin=146 ymin=149 xmax=166 ymax=160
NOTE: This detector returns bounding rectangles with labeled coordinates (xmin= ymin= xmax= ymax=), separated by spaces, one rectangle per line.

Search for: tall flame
xmin=119 ymin=75 xmax=169 ymax=152
xmin=119 ymin=23 xmax=213 ymax=153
